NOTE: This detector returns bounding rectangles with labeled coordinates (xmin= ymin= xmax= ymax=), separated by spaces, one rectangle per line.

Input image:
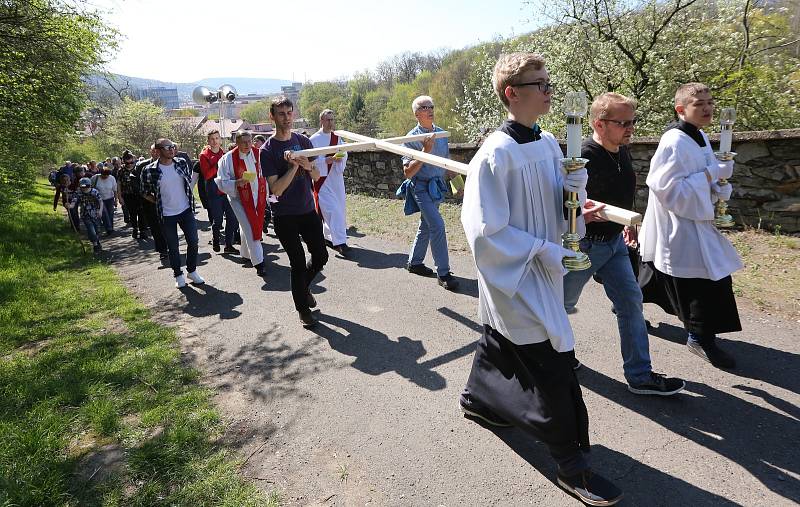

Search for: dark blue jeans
xmin=82 ymin=216 xmax=100 ymax=244
xmin=205 ymin=178 xmax=238 ymax=246
xmin=161 ymin=208 xmax=199 ymax=278
xmin=101 ymin=198 xmax=115 ymax=232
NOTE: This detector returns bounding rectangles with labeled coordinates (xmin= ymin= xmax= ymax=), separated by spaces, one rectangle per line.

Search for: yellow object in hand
xmin=333 ymin=151 xmax=346 ymax=159
xmin=242 ymin=171 xmax=256 ymax=182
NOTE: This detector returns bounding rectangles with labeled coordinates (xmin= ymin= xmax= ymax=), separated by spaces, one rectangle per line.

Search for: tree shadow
xmin=312 ymin=313 xmax=447 ymax=391
xmin=577 ymin=365 xmax=799 ymax=503
xmin=648 ymin=322 xmax=799 ymax=396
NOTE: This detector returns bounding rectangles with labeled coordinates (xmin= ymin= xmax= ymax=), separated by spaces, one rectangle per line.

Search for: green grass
xmin=0 ymin=182 xmax=277 ymax=506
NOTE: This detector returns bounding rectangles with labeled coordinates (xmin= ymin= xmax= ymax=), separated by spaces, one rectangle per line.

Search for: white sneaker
xmin=187 ymin=270 xmax=205 ymax=285
xmin=175 ymin=274 xmax=186 ymax=288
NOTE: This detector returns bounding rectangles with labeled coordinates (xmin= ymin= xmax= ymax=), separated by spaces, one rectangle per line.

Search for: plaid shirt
xmin=70 ymin=188 xmax=103 ymax=220
xmin=140 ymin=157 xmax=195 ymax=221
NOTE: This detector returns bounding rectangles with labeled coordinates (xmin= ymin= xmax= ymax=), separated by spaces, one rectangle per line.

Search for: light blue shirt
xmin=401 ymin=123 xmax=449 ymax=182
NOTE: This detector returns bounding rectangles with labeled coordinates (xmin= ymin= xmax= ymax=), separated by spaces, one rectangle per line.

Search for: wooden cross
xmin=292 ymin=129 xmax=640 ymax=226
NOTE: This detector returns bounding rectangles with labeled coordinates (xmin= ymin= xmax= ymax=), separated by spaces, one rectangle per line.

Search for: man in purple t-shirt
xmin=262 ymin=96 xmax=329 ymax=328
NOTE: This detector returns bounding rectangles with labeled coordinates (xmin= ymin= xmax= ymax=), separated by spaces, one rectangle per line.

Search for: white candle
xmin=567 ymin=120 xmax=582 ymax=158
xmin=719 ymin=128 xmax=733 ymax=153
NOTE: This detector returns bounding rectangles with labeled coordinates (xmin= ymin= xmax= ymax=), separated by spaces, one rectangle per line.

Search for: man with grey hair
xmin=310 ymin=108 xmax=350 ymax=255
xmin=397 ymin=95 xmax=458 ymax=291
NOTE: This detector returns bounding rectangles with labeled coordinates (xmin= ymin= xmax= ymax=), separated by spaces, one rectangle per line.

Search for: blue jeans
xmin=101 ymin=198 xmax=115 ymax=232
xmin=563 ymin=234 xmax=652 ymax=385
xmin=205 ymin=179 xmax=238 ymax=246
xmin=161 ymin=208 xmax=199 ymax=278
xmin=408 ymin=184 xmax=450 ymax=277
xmin=82 ymin=216 xmax=100 ymax=244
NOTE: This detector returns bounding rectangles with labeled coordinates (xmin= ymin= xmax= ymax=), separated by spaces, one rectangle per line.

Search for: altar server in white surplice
xmin=459 ymin=52 xmax=623 ymax=507
xmin=640 ymin=82 xmax=743 ymax=370
xmin=310 ymin=109 xmax=351 ymax=256
xmin=215 ymin=131 xmax=268 ymax=277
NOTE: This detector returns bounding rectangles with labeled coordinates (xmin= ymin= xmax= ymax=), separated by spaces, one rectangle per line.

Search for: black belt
xmin=584 ymin=232 xmax=619 ymax=243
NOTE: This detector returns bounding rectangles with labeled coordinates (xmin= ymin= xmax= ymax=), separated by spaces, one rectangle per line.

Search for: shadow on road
xmin=577 ymin=365 xmax=799 ymax=504
xmin=176 ymin=283 xmax=243 ymax=320
xmin=312 ymin=313 xmax=447 ymax=391
xmin=648 ymin=322 xmax=799 ymax=396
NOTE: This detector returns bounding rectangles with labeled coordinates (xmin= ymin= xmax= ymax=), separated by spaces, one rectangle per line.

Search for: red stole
xmin=313 ymin=132 xmax=338 ymax=216
xmin=232 ymin=147 xmax=267 ymax=241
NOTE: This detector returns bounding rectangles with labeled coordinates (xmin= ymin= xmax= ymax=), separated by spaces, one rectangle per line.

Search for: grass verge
xmin=0 ymin=182 xmax=277 ymax=506
xmin=346 ymin=193 xmax=800 ymax=321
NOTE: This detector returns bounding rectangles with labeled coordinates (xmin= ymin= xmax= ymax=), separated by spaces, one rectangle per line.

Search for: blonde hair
xmin=675 ymin=82 xmax=710 ymax=106
xmin=590 ymin=92 xmax=637 ymax=122
xmin=492 ymin=52 xmax=546 ymax=109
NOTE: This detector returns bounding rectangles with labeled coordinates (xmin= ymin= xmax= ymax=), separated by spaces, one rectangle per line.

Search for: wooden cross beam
xmin=291 ymin=129 xmax=641 ymax=226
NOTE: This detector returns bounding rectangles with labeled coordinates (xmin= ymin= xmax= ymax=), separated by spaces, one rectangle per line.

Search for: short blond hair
xmin=492 ymin=52 xmax=546 ymax=109
xmin=590 ymin=92 xmax=637 ymax=122
xmin=675 ymin=82 xmax=710 ymax=106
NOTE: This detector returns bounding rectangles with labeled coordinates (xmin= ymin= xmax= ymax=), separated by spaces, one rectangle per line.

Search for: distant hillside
xmin=88 ymin=73 xmax=293 ymax=100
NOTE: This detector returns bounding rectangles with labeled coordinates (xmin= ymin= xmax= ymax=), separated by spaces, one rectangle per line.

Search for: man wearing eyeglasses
xmin=118 ymin=150 xmax=148 ymax=240
xmin=137 ymin=144 xmax=168 ymax=258
xmin=141 ymin=138 xmax=204 ymax=288
xmin=562 ymin=92 xmax=685 ymax=397
xmin=399 ymin=95 xmax=459 ymax=291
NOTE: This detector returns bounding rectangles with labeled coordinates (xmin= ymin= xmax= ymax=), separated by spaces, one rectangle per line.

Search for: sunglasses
xmin=600 ymin=118 xmax=638 ymax=128
xmin=159 ymin=144 xmax=177 ymax=150
xmin=417 ymin=105 xmax=434 ymax=111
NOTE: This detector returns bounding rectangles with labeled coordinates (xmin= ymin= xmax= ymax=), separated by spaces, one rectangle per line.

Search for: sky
xmin=91 ymin=0 xmax=542 ymax=83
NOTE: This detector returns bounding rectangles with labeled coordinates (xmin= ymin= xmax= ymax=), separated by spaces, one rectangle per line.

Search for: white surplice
xmin=461 ymin=131 xmax=576 ymax=352
xmin=215 ymin=149 xmax=265 ymax=266
xmin=309 ymin=129 xmax=348 ymax=245
xmin=639 ymin=129 xmax=743 ymax=281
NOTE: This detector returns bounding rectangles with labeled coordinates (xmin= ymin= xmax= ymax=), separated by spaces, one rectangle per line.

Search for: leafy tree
xmin=380 ymin=71 xmax=434 ymax=136
xmin=298 ymin=81 xmax=349 ymax=129
xmin=103 ymin=97 xmax=173 ymax=155
xmin=0 ymin=0 xmax=114 ymax=210
xmin=240 ymin=99 xmax=271 ymax=124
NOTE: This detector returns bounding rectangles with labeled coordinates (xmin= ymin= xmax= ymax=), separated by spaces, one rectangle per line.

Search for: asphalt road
xmin=107 ymin=212 xmax=799 ymax=507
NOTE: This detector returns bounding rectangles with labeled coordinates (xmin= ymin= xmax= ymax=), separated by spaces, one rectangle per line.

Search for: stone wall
xmin=343 ymin=129 xmax=800 ymax=232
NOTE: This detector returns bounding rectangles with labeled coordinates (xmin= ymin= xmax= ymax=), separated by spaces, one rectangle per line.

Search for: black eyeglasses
xmin=512 ymin=81 xmax=555 ymax=93
xmin=417 ymin=105 xmax=434 ymax=111
xmin=159 ymin=144 xmax=177 ymax=150
xmin=600 ymin=118 xmax=638 ymax=128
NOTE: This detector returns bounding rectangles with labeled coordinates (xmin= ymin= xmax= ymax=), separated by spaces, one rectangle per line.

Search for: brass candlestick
xmin=713 ymin=107 xmax=736 ymax=228
xmin=561 ymin=157 xmax=591 ymax=271
xmin=712 ymin=150 xmax=736 ymax=228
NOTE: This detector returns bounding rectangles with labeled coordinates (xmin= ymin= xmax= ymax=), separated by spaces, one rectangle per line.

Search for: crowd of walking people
xmin=49 ymin=52 xmax=748 ymax=506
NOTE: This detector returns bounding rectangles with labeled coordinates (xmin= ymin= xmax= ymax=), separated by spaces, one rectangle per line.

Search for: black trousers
xmin=141 ymin=200 xmax=167 ymax=254
xmin=273 ymin=211 xmax=329 ymax=312
xmin=123 ymin=193 xmax=147 ymax=234
xmin=462 ymin=326 xmax=590 ymax=476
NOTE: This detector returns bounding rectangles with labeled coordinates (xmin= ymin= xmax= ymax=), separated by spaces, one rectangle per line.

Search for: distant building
xmin=133 ymin=86 xmax=180 ymax=110
xmin=280 ymin=82 xmax=304 ymax=114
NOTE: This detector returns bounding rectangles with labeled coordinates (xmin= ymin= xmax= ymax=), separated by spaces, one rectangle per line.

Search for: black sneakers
xmin=438 ymin=273 xmax=460 ymax=291
xmin=459 ymin=397 xmax=512 ymax=427
xmin=223 ymin=245 xmax=239 ymax=254
xmin=306 ymin=292 xmax=317 ymax=309
xmin=687 ymin=339 xmax=737 ymax=369
xmin=627 ymin=372 xmax=685 ymax=396
xmin=299 ymin=310 xmax=317 ymax=329
xmin=407 ymin=263 xmax=434 ymax=277
xmin=557 ymin=469 xmax=623 ymax=506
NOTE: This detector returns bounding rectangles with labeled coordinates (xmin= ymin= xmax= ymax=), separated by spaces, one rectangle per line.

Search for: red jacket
xmin=199 ymin=146 xmax=224 ymax=181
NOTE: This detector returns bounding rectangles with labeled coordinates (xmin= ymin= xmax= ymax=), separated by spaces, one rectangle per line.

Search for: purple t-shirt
xmin=261 ymin=133 xmax=316 ymax=216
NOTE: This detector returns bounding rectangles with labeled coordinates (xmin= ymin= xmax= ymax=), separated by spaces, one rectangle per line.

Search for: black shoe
xmin=687 ymin=339 xmax=736 ymax=369
xmin=558 ymin=470 xmax=623 ymax=506
xmin=212 ymin=240 xmax=220 ymax=252
xmin=93 ymin=243 xmax=102 ymax=253
xmin=131 ymin=230 xmax=138 ymax=239
xmin=407 ymin=263 xmax=434 ymax=277
xmin=341 ymin=244 xmax=352 ymax=253
xmin=254 ymin=262 xmax=265 ymax=276
xmin=299 ymin=310 xmax=317 ymax=328
xmin=627 ymin=372 xmax=685 ymax=396
xmin=159 ymin=252 xmax=169 ymax=261
xmin=437 ymin=273 xmax=459 ymax=291
xmin=325 ymin=239 xmax=334 ymax=249
xmin=332 ymin=244 xmax=348 ymax=257
xmin=223 ymin=245 xmax=239 ymax=254
xmin=140 ymin=232 xmax=148 ymax=240
xmin=104 ymin=231 xmax=113 ymax=237
xmin=460 ymin=402 xmax=512 ymax=427
xmin=306 ymin=292 xmax=317 ymax=308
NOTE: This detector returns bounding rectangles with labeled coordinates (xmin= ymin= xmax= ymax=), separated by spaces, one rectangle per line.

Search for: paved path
xmin=107 ymin=213 xmax=798 ymax=506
